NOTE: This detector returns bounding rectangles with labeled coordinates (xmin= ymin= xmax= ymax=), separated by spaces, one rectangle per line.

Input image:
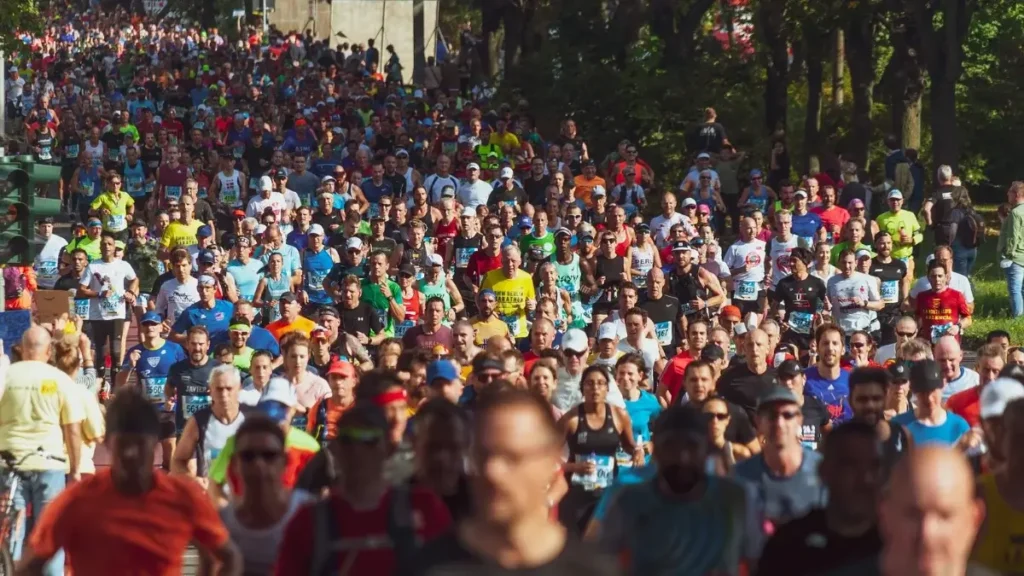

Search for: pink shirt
xmin=292 ymin=372 xmax=331 ymax=409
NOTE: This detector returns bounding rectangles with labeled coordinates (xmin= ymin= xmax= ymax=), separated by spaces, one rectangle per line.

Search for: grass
xmin=944 ymin=205 xmax=1023 ymax=348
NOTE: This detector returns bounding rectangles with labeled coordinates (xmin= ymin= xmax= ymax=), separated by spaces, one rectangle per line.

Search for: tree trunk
xmin=758 ymin=0 xmax=789 ymax=134
xmin=609 ymin=0 xmax=647 ymax=64
xmin=844 ymin=9 xmax=876 ymax=171
xmin=650 ymin=0 xmax=717 ymax=65
xmin=832 ymin=29 xmax=845 ymax=107
xmin=903 ymin=94 xmax=922 ymax=150
xmin=480 ymin=1 xmax=505 ymax=79
xmin=887 ymin=3 xmax=926 ymax=150
xmin=804 ymin=32 xmax=826 ymax=174
xmin=930 ymin=76 xmax=958 ymax=169
xmin=501 ymin=4 xmax=524 ymax=77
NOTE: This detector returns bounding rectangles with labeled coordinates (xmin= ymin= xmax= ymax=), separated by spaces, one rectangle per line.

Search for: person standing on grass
xmin=997 ymin=181 xmax=1024 ymax=317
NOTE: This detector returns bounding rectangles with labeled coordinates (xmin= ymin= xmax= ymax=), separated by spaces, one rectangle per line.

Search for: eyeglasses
xmin=238 ymin=449 xmax=283 ymax=463
xmin=626 ymin=149 xmax=637 ymax=154
xmin=566 ymin=214 xmax=581 ymax=220
xmin=699 ymin=177 xmax=711 ymax=181
xmin=897 ymin=331 xmax=916 ymax=338
xmin=683 ymin=205 xmax=696 ymax=210
xmin=707 ymin=412 xmax=730 ymax=421
xmin=602 ymin=238 xmax=616 ymax=244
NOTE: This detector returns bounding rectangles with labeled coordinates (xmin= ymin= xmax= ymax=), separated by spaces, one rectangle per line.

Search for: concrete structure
xmin=261 ymin=0 xmax=332 ymax=39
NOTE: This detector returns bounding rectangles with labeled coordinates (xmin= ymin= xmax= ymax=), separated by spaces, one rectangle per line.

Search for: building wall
xmin=330 ymin=0 xmax=438 ymax=81
xmin=264 ymin=0 xmax=333 ymax=39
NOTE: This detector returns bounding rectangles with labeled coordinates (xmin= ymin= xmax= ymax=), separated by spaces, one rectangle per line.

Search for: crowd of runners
xmin=0 ymin=4 xmax=1023 ymax=576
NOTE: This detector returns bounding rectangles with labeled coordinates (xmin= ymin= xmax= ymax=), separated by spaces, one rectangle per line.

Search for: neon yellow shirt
xmin=480 ymin=269 xmax=535 ymax=339
xmin=90 ymin=192 xmax=135 ymax=233
xmin=160 ymin=220 xmax=203 ymax=250
xmin=875 ymin=209 xmax=923 ymax=260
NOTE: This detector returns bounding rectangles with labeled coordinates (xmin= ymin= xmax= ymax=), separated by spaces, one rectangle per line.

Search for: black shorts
xmin=159 ymin=418 xmax=177 ymax=440
xmin=733 ymin=291 xmax=766 ymax=316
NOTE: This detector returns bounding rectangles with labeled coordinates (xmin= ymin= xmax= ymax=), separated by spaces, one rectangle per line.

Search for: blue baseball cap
xmin=517 ymin=215 xmax=533 ymax=229
xmin=426 ymin=360 xmax=459 ymax=385
xmin=197 ymin=225 xmax=213 ymax=239
xmin=140 ymin=311 xmax=163 ymax=325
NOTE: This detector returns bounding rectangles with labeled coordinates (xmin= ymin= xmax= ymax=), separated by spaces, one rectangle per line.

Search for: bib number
xmin=501 ymin=314 xmax=522 ymax=337
xmin=654 ymin=321 xmax=672 ymax=346
xmin=99 ymin=293 xmax=124 ymax=319
xmin=74 ymin=298 xmax=90 ymax=317
xmin=165 ymin=185 xmax=183 ymax=202
xmin=572 ymin=454 xmax=614 ymax=491
xmin=787 ymin=311 xmax=813 ymax=335
xmin=931 ymin=323 xmax=954 ymax=343
xmin=881 ymin=280 xmax=899 ymax=304
xmin=106 ymin=213 xmax=127 ymax=232
xmin=395 ymin=320 xmax=415 ymax=339
xmin=183 ymin=394 xmax=211 ymax=418
xmin=456 ymin=247 xmax=476 ymax=268
xmin=141 ymin=376 xmax=167 ymax=402
xmin=735 ymin=280 xmax=758 ymax=301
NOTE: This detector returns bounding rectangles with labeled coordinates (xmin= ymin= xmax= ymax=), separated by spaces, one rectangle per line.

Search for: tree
xmin=757 ymin=0 xmax=789 ymax=135
xmin=0 ymin=0 xmax=42 ymax=59
xmin=906 ymin=0 xmax=976 ymax=170
xmin=844 ymin=0 xmax=880 ymax=171
xmin=884 ymin=0 xmax=925 ymax=149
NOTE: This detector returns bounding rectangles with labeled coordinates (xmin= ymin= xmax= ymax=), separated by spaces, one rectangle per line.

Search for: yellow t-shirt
xmin=480 ymin=269 xmax=535 ymax=339
xmin=160 ymin=220 xmax=204 ymax=250
xmin=90 ymin=192 xmax=135 ymax=233
xmin=0 ymin=361 xmax=85 ymax=472
xmin=489 ymin=132 xmax=521 ymax=156
xmin=972 ymin=472 xmax=1024 ymax=573
xmin=471 ymin=315 xmax=511 ymax=345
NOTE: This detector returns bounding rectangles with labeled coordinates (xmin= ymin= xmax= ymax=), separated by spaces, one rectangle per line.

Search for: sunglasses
xmin=602 ymin=238 xmax=616 ymax=244
xmin=566 ymin=214 xmax=581 ymax=220
xmin=563 ymin=349 xmax=587 ymax=358
xmin=851 ymin=342 xmax=868 ymax=348
xmin=238 ymin=449 xmax=282 ymax=463
xmin=897 ymin=331 xmax=916 ymax=338
xmin=707 ymin=412 xmax=730 ymax=421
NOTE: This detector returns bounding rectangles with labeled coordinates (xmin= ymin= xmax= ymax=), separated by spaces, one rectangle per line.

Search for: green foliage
xmin=0 ymin=0 xmax=42 ymax=59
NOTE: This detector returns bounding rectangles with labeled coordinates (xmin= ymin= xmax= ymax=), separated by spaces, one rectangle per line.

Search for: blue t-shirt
xmin=210 ymin=325 xmax=281 ymax=358
xmin=733 ymin=448 xmax=826 ymax=526
xmin=624 ymin=390 xmax=662 ymax=447
xmin=803 ymin=366 xmax=851 ymax=424
xmin=892 ymin=410 xmax=970 ymax=446
xmin=172 ymin=299 xmax=234 ymax=342
xmin=791 ymin=211 xmax=823 ymax=245
xmin=121 ymin=340 xmax=186 ymax=402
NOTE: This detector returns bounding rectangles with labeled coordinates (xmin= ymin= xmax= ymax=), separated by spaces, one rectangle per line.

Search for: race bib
xmin=788 ymin=311 xmax=813 ymax=335
xmin=881 ymin=280 xmax=899 ymax=304
xmin=368 ymin=203 xmax=381 ymax=219
xmin=108 ymin=148 xmax=122 ymax=162
xmin=74 ymin=298 xmax=90 ymax=318
xmin=455 ymin=247 xmax=476 ymax=268
xmin=572 ymin=454 xmax=615 ymax=491
xmin=36 ymin=260 xmax=59 ymax=286
xmin=99 ymin=292 xmax=124 ymax=319
xmin=931 ymin=323 xmax=954 ymax=343
xmin=395 ymin=320 xmax=415 ymax=339
xmin=798 ymin=236 xmax=815 ymax=249
xmin=165 ymin=185 xmax=183 ymax=201
xmin=735 ymin=280 xmax=758 ymax=301
xmin=125 ymin=175 xmax=144 ymax=194
xmin=376 ymin=308 xmax=388 ymax=330
xmin=106 ymin=213 xmax=127 ymax=232
xmin=501 ymin=314 xmax=522 ymax=337
xmin=634 ymin=273 xmax=647 ymax=289
xmin=140 ymin=375 xmax=167 ymax=402
xmin=291 ymin=412 xmax=309 ymax=431
xmin=306 ymin=270 xmax=328 ymax=293
xmin=144 ymin=180 xmax=156 ymax=194
xmin=615 ymin=447 xmax=633 ymax=469
xmin=66 ymin=143 xmax=80 ymax=159
xmin=182 ymin=394 xmax=211 ymax=418
xmin=39 ymin=147 xmax=52 ymax=161
xmin=249 ymin=176 xmax=260 ymax=190
xmin=222 ymin=181 xmax=240 ymax=205
xmin=654 ymin=321 xmax=672 ymax=346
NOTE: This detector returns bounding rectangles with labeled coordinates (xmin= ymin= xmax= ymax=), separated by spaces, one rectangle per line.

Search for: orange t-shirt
xmin=28 ymin=469 xmax=228 ymax=576
xmin=573 ymin=175 xmax=607 ymax=207
xmin=266 ymin=315 xmax=316 ymax=342
xmin=305 ymin=396 xmax=352 ymax=443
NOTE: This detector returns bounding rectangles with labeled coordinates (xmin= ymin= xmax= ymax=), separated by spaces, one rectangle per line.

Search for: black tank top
xmin=669 ymin=265 xmax=707 ymax=313
xmin=881 ymin=420 xmax=909 ymax=479
xmin=568 ymin=404 xmax=620 ymax=459
xmin=595 ymin=255 xmax=625 ymax=306
xmin=411 ymin=209 xmax=433 ymax=234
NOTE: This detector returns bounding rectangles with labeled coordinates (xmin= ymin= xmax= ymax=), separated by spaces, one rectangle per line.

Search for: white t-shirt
xmin=246 ymin=192 xmax=288 ymax=220
xmin=943 ymin=366 xmax=980 ymax=403
xmin=910 ymin=273 xmax=975 ymax=303
xmin=155 ymin=277 xmax=200 ymax=325
xmin=80 ymin=260 xmax=137 ymax=321
xmin=35 ymin=235 xmax=69 ymax=290
xmin=457 ymin=180 xmax=493 ymax=210
xmin=650 ymin=212 xmax=686 ymax=248
xmin=768 ymin=235 xmax=799 ymax=290
xmin=220 ymin=490 xmax=315 ymax=576
xmin=723 ymin=239 xmax=767 ymax=300
xmin=826 ymin=272 xmax=881 ymax=333
xmin=617 ymin=338 xmax=662 ymax=384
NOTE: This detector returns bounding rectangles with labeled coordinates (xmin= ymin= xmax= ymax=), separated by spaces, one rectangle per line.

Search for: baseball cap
xmin=651 ymin=405 xmax=709 ymax=439
xmin=232 ymin=208 xmax=246 ymax=219
xmin=856 ymin=249 xmax=873 ymax=260
xmin=591 ymin=185 xmax=607 ymax=198
xmin=794 ymin=189 xmax=808 ymax=199
xmin=888 ymin=189 xmax=904 ymax=200
xmin=427 ymin=360 xmax=459 ymax=385
xmin=399 ymin=263 xmax=417 ymax=277
xmin=499 ymin=167 xmax=514 ymax=180
xmin=140 ymin=311 xmax=163 ymax=325
xmin=197 ymin=250 xmax=216 ymax=265
xmin=849 ymin=198 xmax=865 ymax=209
xmin=555 ymin=227 xmax=573 ymax=238
xmin=467 ymin=162 xmax=481 ymax=171
xmin=697 ymin=204 xmax=711 ymax=215
xmin=346 ymin=237 xmax=363 ymax=251
xmin=327 ymin=359 xmax=357 ymax=378
xmin=776 ymin=359 xmax=803 ymax=379
xmin=259 ymin=377 xmax=297 ymax=415
xmin=472 ymin=355 xmax=506 ymax=374
xmin=321 ymin=175 xmax=336 ymax=183
xmin=721 ymin=305 xmax=742 ymax=322
xmin=307 ymin=224 xmax=325 ymax=236
xmin=429 ymin=253 xmax=444 ymax=267
xmin=681 ymin=197 xmax=697 ymax=208
xmin=317 ymin=306 xmax=340 ymax=320
xmin=197 ymin=225 xmax=213 ymax=239
xmin=750 ymin=169 xmax=763 ymax=178
xmin=441 ymin=186 xmax=456 ymax=198
xmin=461 ymin=207 xmax=476 ymax=218
xmin=757 ymin=386 xmax=800 ymax=410
xmin=980 ymin=378 xmax=1024 ymax=419
xmin=259 ymin=175 xmax=273 ymax=190
xmin=517 ymin=215 xmax=533 ymax=229
xmin=562 ymin=328 xmax=589 ymax=353
xmin=888 ymin=361 xmax=910 ymax=381
xmin=279 ymin=292 xmax=298 ymax=304
xmin=701 ymin=344 xmax=726 ymax=362
xmin=697 ymin=152 xmax=711 ymax=160
xmin=636 ymin=223 xmax=651 ymax=234
xmin=198 ymin=274 xmax=218 ymax=287
xmin=909 ymin=359 xmax=944 ymax=393
xmin=597 ymin=322 xmax=617 ymax=341
xmin=671 ymin=240 xmax=691 ymax=252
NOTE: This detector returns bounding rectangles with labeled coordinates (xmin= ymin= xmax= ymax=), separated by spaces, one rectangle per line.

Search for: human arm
xmin=170 ymin=417 xmax=200 ymax=479
xmin=700 ymin=268 xmax=726 ymax=309
xmin=446 ymin=278 xmax=465 ymax=317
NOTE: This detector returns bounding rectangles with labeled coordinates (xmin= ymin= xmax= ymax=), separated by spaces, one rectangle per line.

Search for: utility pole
xmin=0 ymin=53 xmax=6 ymax=138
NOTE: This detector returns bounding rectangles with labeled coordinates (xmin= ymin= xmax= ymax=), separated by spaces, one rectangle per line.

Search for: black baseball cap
xmin=671 ymin=240 xmax=691 ymax=252
xmin=399 ymin=263 xmax=416 ymax=277
xmin=700 ymin=344 xmax=725 ymax=362
xmin=776 ymin=359 xmax=803 ymax=379
xmin=909 ymin=359 xmax=944 ymax=393
xmin=888 ymin=361 xmax=910 ymax=382
xmin=279 ymin=292 xmax=298 ymax=304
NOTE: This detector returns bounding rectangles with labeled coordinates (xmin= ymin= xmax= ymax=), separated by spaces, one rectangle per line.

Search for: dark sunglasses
xmin=707 ymin=412 xmax=730 ymax=421
xmin=897 ymin=331 xmax=916 ymax=338
xmin=602 ymin=238 xmax=616 ymax=244
xmin=563 ymin=349 xmax=587 ymax=358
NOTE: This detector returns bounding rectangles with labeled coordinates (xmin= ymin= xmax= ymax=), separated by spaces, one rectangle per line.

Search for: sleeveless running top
xmin=159 ymin=164 xmax=189 ymax=203
xmin=302 ymin=248 xmax=334 ymax=305
xmin=567 ymin=405 xmax=621 ymax=492
xmin=262 ymin=273 xmax=292 ymax=323
xmin=123 ymin=160 xmax=147 ymax=198
xmin=747 ymin=185 xmax=770 ymax=213
xmin=554 ymin=253 xmax=582 ymax=297
xmin=419 ymin=275 xmax=451 ymax=320
xmin=881 ymin=420 xmax=909 ymax=479
xmin=216 ymin=170 xmax=244 ymax=207
xmin=199 ymin=410 xmax=245 ymax=477
xmin=84 ymin=140 xmax=105 ymax=168
xmin=226 ymin=258 xmax=263 ymax=302
xmin=433 ymin=217 xmax=459 ymax=263
xmin=78 ymin=166 xmax=101 ymax=201
xmin=396 ymin=288 xmax=422 ymax=339
xmin=595 ymin=255 xmax=626 ymax=307
xmin=973 ymin=473 xmax=1024 ymax=573
xmin=411 ymin=208 xmax=434 ymax=237
xmin=631 ymin=244 xmax=655 ymax=289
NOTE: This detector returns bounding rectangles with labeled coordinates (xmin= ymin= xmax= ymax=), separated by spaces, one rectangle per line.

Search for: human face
xmin=233 ymin=431 xmax=285 ymax=490
xmin=501 ymin=250 xmax=521 ymax=276
xmin=839 ymin=254 xmax=856 ymax=276
xmin=851 ymin=382 xmax=887 ymax=425
xmin=1010 ymin=349 xmax=1024 ymax=367
xmin=818 ymin=329 xmax=843 ymax=368
xmin=776 ymin=215 xmax=792 ymax=235
xmin=616 ymin=362 xmax=643 ymax=395
xmin=529 ymin=367 xmax=556 ymax=399
xmin=740 ymin=218 xmax=756 ymax=241
xmin=582 ymin=370 xmax=610 ymax=404
xmin=683 ymin=365 xmax=716 ymax=403
xmin=624 ymin=313 xmax=645 ymax=341
xmin=470 ymin=405 xmax=562 ymax=525
xmin=850 ymin=333 xmax=871 ymax=362
xmin=530 ymin=321 xmax=555 ymax=350
xmin=652 ymin=428 xmax=707 ymax=495
xmin=928 ymin=266 xmax=948 ymax=291
xmin=687 ymin=323 xmax=707 ymax=351
xmin=935 ymin=341 xmax=962 ymax=381
xmin=703 ymin=399 xmax=731 ymax=440
xmin=210 ymin=372 xmax=240 ymax=408
xmin=757 ymin=402 xmax=802 ymax=447
xmin=822 ymin=434 xmax=882 ymax=525
xmin=976 ymin=355 xmax=1005 ymax=386
xmin=187 ymin=333 xmax=209 ymax=364
xmin=746 ymin=331 xmax=770 ymax=365
xmin=250 ymin=354 xmax=273 ymax=386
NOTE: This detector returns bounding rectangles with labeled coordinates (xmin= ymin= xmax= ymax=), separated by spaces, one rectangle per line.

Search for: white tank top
xmin=631 ymin=244 xmax=655 ymax=288
xmin=768 ymin=235 xmax=799 ymax=289
xmin=203 ymin=411 xmax=246 ymax=469
xmin=217 ymin=170 xmax=243 ymax=207
xmin=84 ymin=141 xmax=104 ymax=166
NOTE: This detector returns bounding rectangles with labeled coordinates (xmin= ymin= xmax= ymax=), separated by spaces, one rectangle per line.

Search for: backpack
xmin=3 ymin=267 xmax=27 ymax=301
xmin=307 ymin=484 xmax=417 ymax=576
xmin=960 ymin=208 xmax=986 ymax=249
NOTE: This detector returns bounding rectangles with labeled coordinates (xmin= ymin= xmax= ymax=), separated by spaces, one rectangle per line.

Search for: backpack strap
xmin=308 ymin=499 xmax=341 ymax=576
xmin=193 ymin=407 xmax=213 ymax=478
xmin=387 ymin=484 xmax=419 ymax=576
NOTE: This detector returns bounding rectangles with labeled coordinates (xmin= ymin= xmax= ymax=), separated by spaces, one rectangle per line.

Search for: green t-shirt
xmin=830 ymin=242 xmax=874 ymax=266
xmin=68 ymin=236 xmax=102 ymax=262
xmin=519 ymin=231 xmax=555 ymax=260
xmin=360 ymin=278 xmax=404 ymax=336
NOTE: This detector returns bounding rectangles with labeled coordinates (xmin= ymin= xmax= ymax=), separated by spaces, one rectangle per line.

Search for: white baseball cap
xmin=597 ymin=322 xmax=617 ymax=341
xmin=981 ymin=378 xmax=1024 ymax=419
xmin=346 ymin=236 xmax=363 ymax=250
xmin=562 ymin=328 xmax=589 ymax=353
xmin=461 ymin=207 xmax=476 ymax=218
xmin=499 ymin=167 xmax=514 ymax=180
xmin=259 ymin=175 xmax=273 ymax=191
xmin=429 ymin=253 xmax=444 ymax=266
xmin=888 ymin=189 xmax=904 ymax=200
xmin=467 ymin=162 xmax=481 ymax=171
xmin=260 ymin=377 xmax=297 ymax=408
xmin=307 ymin=224 xmax=325 ymax=236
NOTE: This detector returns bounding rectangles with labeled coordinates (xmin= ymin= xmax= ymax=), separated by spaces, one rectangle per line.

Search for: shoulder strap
xmin=309 ymin=499 xmax=341 ymax=576
xmin=193 ymin=407 xmax=214 ymax=477
xmin=388 ymin=484 xmax=418 ymax=576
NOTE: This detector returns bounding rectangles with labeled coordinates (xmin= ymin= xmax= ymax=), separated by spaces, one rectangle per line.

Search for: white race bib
xmin=654 ymin=321 xmax=672 ymax=346
xmin=572 ymin=454 xmax=615 ymax=491
xmin=735 ymin=280 xmax=758 ymax=301
xmin=881 ymin=280 xmax=899 ymax=304
xmin=787 ymin=311 xmax=813 ymax=335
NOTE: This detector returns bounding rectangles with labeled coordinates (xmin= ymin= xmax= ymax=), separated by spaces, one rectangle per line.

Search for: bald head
xmin=881 ymin=446 xmax=983 ymax=576
xmin=934 ymin=335 xmax=962 ymax=357
xmin=934 ymin=335 xmax=963 ymax=380
xmin=20 ymin=326 xmax=52 ymax=361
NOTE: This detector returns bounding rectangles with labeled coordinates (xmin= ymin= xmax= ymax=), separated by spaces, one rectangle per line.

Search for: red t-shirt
xmin=661 ymin=350 xmax=697 ymax=400
xmin=466 ymin=250 xmax=502 ymax=287
xmin=811 ymin=205 xmax=850 ymax=242
xmin=915 ymin=288 xmax=970 ymax=343
xmin=947 ymin=386 xmax=982 ymax=428
xmin=274 ymin=488 xmax=452 ymax=575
